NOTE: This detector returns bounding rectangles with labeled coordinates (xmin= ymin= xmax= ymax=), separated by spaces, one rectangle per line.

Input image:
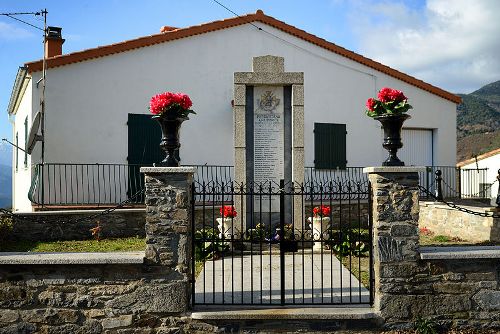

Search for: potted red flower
xmin=308 ymin=205 xmax=331 ymax=250
xmin=149 ymin=92 xmax=195 ymax=167
xmin=366 ymin=87 xmax=412 ymax=166
xmin=217 ymin=205 xmax=241 ymax=239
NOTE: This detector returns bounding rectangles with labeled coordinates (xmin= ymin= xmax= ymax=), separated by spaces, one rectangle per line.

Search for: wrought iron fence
xmin=191 ymin=180 xmax=373 ymax=306
xmin=28 ymin=163 xmax=146 ymax=207
xmin=28 ymin=163 xmax=489 ymax=207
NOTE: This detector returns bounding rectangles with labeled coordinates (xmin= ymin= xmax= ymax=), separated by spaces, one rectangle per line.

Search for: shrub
xmin=194 ymin=227 xmax=229 ymax=262
xmin=433 ymin=235 xmax=451 ymax=243
xmin=0 ymin=215 xmax=14 ymax=243
xmin=414 ymin=317 xmax=438 ymax=334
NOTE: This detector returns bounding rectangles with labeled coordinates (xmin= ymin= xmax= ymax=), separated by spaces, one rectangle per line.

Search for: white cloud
xmin=348 ymin=0 xmax=500 ymax=93
xmin=0 ymin=21 xmax=34 ymax=40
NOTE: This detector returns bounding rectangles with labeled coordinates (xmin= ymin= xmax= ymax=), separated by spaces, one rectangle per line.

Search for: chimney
xmin=160 ymin=26 xmax=178 ymax=33
xmin=45 ymin=26 xmax=65 ymax=58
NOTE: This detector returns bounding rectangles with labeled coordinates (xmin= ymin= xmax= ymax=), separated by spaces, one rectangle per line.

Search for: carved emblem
xmin=258 ymin=90 xmax=280 ymax=112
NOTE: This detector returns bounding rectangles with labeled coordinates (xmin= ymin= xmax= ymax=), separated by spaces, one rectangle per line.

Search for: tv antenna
xmin=1 ymin=9 xmax=48 ymax=161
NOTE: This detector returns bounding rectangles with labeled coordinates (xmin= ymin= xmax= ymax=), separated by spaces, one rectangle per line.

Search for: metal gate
xmin=191 ymin=179 xmax=373 ymax=306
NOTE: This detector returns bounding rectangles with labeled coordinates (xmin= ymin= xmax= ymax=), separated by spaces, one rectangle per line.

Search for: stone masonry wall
xmin=0 ymin=167 xmax=203 ymax=333
xmin=4 ymin=210 xmax=145 ymax=242
xmin=379 ymin=258 xmax=500 ymax=329
xmin=368 ymin=168 xmax=500 ymax=330
xmin=0 ymin=263 xmax=216 ymax=333
xmin=419 ymin=202 xmax=500 ymax=242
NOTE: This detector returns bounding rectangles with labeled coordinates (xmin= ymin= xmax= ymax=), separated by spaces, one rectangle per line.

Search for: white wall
xmin=12 ymin=79 xmax=33 ymax=212
xmin=16 ymin=21 xmax=457 ymax=210
xmin=461 ymin=154 xmax=500 ymax=205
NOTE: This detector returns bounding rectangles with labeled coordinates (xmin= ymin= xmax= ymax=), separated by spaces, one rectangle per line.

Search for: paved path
xmin=195 ymin=250 xmax=370 ymax=305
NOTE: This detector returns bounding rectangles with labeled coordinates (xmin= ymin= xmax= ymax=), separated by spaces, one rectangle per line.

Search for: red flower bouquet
xmin=313 ymin=205 xmax=330 ymax=218
xmin=149 ymin=92 xmax=195 ymax=118
xmin=365 ymin=87 xmax=412 ymax=117
xmin=220 ymin=205 xmax=237 ymax=218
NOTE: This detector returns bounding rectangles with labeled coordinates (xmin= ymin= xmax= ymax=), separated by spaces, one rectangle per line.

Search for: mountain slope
xmin=0 ymin=142 xmax=12 ymax=166
xmin=0 ymin=164 xmax=12 ymax=209
xmin=472 ymin=80 xmax=500 ymax=104
xmin=456 ymin=80 xmax=500 ymax=161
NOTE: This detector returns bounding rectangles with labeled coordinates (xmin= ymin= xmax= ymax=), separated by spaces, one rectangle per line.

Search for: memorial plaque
xmin=253 ymin=86 xmax=284 ymax=211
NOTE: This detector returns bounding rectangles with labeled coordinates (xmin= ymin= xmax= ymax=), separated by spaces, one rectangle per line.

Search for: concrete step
xmin=191 ymin=307 xmax=381 ymax=333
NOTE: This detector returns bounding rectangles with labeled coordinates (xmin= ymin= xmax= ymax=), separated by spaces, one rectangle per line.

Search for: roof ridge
xmin=24 ymin=10 xmax=461 ymax=104
xmin=457 ymin=147 xmax=500 ymax=167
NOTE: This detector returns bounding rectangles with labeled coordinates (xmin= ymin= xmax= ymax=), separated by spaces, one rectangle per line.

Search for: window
xmin=314 ymin=123 xmax=347 ymax=169
xmin=15 ymin=132 xmax=18 ymax=171
xmin=24 ymin=116 xmax=28 ymax=167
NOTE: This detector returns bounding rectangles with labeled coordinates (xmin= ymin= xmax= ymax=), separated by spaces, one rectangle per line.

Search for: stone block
xmin=252 ymin=55 xmax=284 ymax=73
xmin=466 ymin=272 xmax=497 ymax=281
xmin=234 ymin=147 xmax=246 ymax=185
xmin=390 ymin=224 xmax=418 ymax=237
xmin=292 ymin=147 xmax=304 ymax=183
xmin=0 ymin=284 xmax=34 ymax=308
xmin=432 ymin=282 xmax=476 ymax=294
xmin=292 ymin=106 xmax=304 ymax=148
xmin=377 ymin=236 xmax=403 ymax=262
xmin=0 ymin=322 xmax=36 ymax=334
xmin=21 ymin=308 xmax=80 ymax=325
xmin=233 ymin=84 xmax=246 ymax=106
xmin=379 ymin=294 xmax=411 ymax=320
xmin=0 ymin=309 xmax=19 ymax=323
xmin=233 ymin=106 xmax=245 ymax=148
xmin=292 ymin=84 xmax=304 ymax=106
xmin=102 ymin=314 xmax=133 ymax=329
xmin=105 ymin=282 xmax=188 ymax=314
xmin=234 ymin=72 xmax=304 ymax=85
xmin=473 ymin=290 xmax=500 ymax=311
xmin=379 ymin=263 xmax=425 ymax=278
xmin=443 ymin=273 xmax=465 ymax=281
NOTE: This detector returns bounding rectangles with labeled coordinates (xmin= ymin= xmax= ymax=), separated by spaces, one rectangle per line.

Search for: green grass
xmin=0 ymin=237 xmax=146 ymax=252
xmin=195 ymin=261 xmax=205 ymax=278
xmin=339 ymin=255 xmax=370 ymax=288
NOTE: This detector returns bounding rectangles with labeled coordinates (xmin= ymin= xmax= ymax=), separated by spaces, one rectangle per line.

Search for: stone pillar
xmin=364 ymin=167 xmax=425 ymax=319
xmin=140 ymin=167 xmax=195 ymax=312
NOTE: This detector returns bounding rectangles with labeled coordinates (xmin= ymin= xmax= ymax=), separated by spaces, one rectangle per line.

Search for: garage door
xmin=398 ymin=128 xmax=433 ymax=166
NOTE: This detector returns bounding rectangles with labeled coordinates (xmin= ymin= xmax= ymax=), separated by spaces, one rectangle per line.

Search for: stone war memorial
xmin=0 ymin=55 xmax=499 ymax=333
xmin=233 ymin=55 xmax=304 ymax=235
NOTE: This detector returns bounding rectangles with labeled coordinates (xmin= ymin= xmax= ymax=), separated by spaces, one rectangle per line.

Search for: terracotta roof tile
xmin=25 ymin=10 xmax=461 ymax=104
xmin=456 ymin=147 xmax=500 ymax=167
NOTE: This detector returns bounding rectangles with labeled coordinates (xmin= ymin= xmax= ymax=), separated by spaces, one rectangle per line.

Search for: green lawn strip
xmin=418 ymin=233 xmax=496 ymax=247
xmin=339 ymin=255 xmax=370 ymax=288
xmin=0 ymin=237 xmax=146 ymax=252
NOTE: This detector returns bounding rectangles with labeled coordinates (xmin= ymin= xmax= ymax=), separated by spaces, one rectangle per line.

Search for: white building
xmin=457 ymin=148 xmax=500 ymax=205
xmin=7 ymin=10 xmax=460 ymax=212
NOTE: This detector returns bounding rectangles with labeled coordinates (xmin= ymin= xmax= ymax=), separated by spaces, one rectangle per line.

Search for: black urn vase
xmin=374 ymin=113 xmax=411 ymax=166
xmin=152 ymin=113 xmax=188 ymax=167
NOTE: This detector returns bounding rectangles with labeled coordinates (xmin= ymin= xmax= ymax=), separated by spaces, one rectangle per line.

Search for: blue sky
xmin=1 ymin=0 xmax=499 ymax=150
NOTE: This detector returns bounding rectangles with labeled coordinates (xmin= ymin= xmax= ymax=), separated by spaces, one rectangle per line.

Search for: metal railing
xmin=28 ymin=163 xmax=235 ymax=207
xmin=418 ymin=166 xmax=489 ymax=200
xmin=28 ymin=163 xmax=146 ymax=207
xmin=28 ymin=163 xmax=490 ymax=208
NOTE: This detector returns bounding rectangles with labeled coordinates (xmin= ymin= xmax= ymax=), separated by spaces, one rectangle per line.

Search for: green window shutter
xmin=24 ymin=116 xmax=28 ymax=167
xmin=127 ymin=114 xmax=163 ymax=165
xmin=127 ymin=114 xmax=163 ymax=200
xmin=314 ymin=123 xmax=347 ymax=169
